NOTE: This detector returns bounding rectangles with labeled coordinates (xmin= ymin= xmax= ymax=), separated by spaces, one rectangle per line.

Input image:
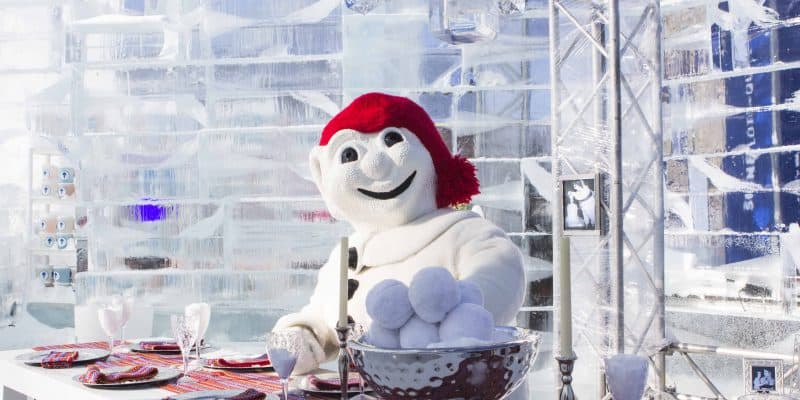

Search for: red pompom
xmin=435 ymin=154 xmax=480 ymax=208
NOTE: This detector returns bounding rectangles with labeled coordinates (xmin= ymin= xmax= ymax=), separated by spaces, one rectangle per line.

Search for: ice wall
xmin=662 ymin=0 xmax=800 ymax=397
xmin=0 ymin=1 xmax=554 ymax=377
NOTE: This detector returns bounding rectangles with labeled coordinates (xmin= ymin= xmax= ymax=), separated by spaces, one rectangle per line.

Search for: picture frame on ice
xmin=744 ymin=358 xmax=783 ymax=394
xmin=560 ymin=174 xmax=601 ymax=236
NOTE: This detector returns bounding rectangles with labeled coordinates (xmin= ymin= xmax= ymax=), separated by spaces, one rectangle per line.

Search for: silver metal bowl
xmin=348 ymin=326 xmax=540 ymax=400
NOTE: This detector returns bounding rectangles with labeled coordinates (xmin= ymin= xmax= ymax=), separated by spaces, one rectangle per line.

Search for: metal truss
xmin=549 ymin=0 xmax=666 ymax=396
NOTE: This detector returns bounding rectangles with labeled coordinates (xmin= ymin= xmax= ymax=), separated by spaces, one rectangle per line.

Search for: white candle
xmin=338 ymin=237 xmax=349 ymax=328
xmin=559 ymin=236 xmax=573 ymax=357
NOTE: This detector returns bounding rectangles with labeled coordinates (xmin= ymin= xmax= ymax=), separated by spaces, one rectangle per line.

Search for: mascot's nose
xmin=361 ymin=151 xmax=392 ymax=180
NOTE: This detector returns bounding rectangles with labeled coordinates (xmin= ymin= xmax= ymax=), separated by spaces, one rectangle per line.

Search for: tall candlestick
xmin=559 ymin=236 xmax=573 ymax=357
xmin=338 ymin=237 xmax=349 ymax=328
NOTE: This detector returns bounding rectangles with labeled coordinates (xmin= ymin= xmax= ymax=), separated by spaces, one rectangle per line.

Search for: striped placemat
xmin=32 ymin=341 xmax=327 ymax=398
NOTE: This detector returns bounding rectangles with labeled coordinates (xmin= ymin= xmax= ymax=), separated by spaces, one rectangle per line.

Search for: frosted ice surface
xmin=212 ymin=92 xmax=342 ymax=129
xmin=283 ymin=0 xmax=341 ymax=25
xmin=215 ymin=61 xmax=342 ymax=92
xmin=342 ymin=13 xmax=429 ymax=90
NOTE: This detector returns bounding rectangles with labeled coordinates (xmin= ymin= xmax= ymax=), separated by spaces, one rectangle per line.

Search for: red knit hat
xmin=320 ymin=93 xmax=479 ymax=208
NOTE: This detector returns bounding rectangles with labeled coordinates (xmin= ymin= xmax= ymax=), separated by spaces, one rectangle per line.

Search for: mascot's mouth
xmin=358 ymin=171 xmax=416 ymax=200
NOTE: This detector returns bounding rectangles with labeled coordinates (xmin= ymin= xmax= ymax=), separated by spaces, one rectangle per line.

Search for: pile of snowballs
xmin=364 ymin=266 xmax=495 ymax=349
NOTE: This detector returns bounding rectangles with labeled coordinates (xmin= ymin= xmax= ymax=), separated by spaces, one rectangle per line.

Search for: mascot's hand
xmin=282 ymin=326 xmax=326 ymax=375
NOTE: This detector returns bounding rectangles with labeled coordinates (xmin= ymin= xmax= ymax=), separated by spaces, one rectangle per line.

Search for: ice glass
xmin=266 ymin=331 xmax=301 ymax=400
xmin=604 ymin=354 xmax=649 ymax=400
xmin=171 ymin=314 xmax=199 ymax=385
xmin=114 ymin=294 xmax=134 ymax=341
xmin=0 ymin=267 xmax=25 ymax=327
xmin=185 ymin=302 xmax=210 ymax=368
xmin=98 ymin=304 xmax=124 ymax=355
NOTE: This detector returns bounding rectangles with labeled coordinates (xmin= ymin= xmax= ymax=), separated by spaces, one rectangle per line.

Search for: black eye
xmin=341 ymin=147 xmax=359 ymax=164
xmin=383 ymin=131 xmax=404 ymax=147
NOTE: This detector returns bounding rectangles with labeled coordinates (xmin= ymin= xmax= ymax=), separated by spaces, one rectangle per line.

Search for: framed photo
xmin=744 ymin=359 xmax=783 ymax=394
xmin=561 ymin=174 xmax=601 ymax=235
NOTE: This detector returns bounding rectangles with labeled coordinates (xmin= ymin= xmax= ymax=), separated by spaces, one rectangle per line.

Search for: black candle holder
xmin=336 ymin=325 xmax=350 ymax=400
xmin=556 ymin=355 xmax=577 ymax=400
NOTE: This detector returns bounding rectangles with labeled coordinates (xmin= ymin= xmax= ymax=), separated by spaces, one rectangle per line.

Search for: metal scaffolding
xmin=549 ymin=0 xmax=666 ymax=396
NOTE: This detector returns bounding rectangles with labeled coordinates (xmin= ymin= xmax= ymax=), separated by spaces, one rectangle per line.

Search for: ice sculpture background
xmin=4 ymin=0 xmax=797 ymax=398
xmin=661 ymin=0 xmax=800 ymax=397
xmin=0 ymin=0 xmax=554 ymax=390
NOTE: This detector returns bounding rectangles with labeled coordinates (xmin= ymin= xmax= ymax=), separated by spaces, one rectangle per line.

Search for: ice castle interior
xmin=1 ymin=0 xmax=800 ymax=399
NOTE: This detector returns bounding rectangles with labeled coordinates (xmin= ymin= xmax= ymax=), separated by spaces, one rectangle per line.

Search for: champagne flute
xmin=1 ymin=294 xmax=18 ymax=328
xmin=98 ymin=304 xmax=123 ymax=356
xmin=114 ymin=293 xmax=134 ymax=341
xmin=171 ymin=314 xmax=199 ymax=385
xmin=266 ymin=331 xmax=302 ymax=400
xmin=185 ymin=302 xmax=210 ymax=368
xmin=0 ymin=267 xmax=26 ymax=327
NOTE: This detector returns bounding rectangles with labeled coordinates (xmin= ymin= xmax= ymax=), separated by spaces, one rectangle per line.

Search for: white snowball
xmin=408 ymin=267 xmax=461 ymax=323
xmin=399 ymin=316 xmax=440 ymax=349
xmin=439 ymin=303 xmax=494 ymax=342
xmin=366 ymin=321 xmax=400 ymax=349
xmin=458 ymin=280 xmax=484 ymax=306
xmin=365 ymin=279 xmax=414 ymax=329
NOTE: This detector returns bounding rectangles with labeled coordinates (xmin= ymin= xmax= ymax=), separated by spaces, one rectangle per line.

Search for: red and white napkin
xmin=78 ymin=365 xmax=158 ymax=384
xmin=208 ymin=353 xmax=271 ymax=368
xmin=306 ymin=374 xmax=362 ymax=391
xmin=224 ymin=389 xmax=267 ymax=400
xmin=40 ymin=351 xmax=79 ymax=369
xmin=138 ymin=340 xmax=180 ymax=351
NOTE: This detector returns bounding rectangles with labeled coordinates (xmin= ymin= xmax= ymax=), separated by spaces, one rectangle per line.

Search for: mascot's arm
xmin=273 ymin=245 xmax=341 ymax=374
xmin=452 ymin=217 xmax=526 ymax=325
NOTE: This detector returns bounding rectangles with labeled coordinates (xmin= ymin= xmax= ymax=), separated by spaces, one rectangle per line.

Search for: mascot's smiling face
xmin=309 ymin=93 xmax=480 ymax=233
xmin=309 ymin=126 xmax=437 ymax=232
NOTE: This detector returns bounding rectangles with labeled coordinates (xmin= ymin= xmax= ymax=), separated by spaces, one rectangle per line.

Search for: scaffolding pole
xmin=550 ymin=0 xmax=667 ymax=396
xmin=652 ymin=0 xmax=667 ymax=391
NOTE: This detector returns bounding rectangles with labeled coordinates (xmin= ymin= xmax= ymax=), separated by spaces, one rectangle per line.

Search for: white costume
xmin=273 ymin=93 xmax=528 ymax=398
xmin=275 ymin=208 xmax=525 ymax=368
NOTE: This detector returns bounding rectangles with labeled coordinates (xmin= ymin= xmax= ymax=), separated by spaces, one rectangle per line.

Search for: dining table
xmin=0 ymin=340 xmax=360 ymax=400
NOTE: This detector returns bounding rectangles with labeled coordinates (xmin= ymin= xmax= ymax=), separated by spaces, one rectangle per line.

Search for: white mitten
xmin=284 ymin=326 xmax=326 ymax=375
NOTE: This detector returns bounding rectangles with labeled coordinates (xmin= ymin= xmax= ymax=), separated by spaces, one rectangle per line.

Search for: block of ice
xmin=365 ymin=279 xmax=414 ymax=329
xmin=458 ymin=280 xmax=484 ymax=306
xmin=439 ymin=303 xmax=493 ymax=342
xmin=366 ymin=321 xmax=400 ymax=349
xmin=399 ymin=316 xmax=439 ymax=349
xmin=408 ymin=267 xmax=461 ymax=323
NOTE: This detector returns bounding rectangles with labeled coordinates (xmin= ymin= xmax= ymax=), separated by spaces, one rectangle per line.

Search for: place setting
xmin=65 ymin=301 xmax=213 ymax=390
xmin=74 ymin=364 xmax=182 ymax=388
xmin=200 ymin=352 xmax=272 ymax=371
xmin=130 ymin=339 xmax=212 ymax=354
xmin=296 ymin=372 xmax=371 ymax=397
xmin=14 ymin=348 xmax=109 ymax=368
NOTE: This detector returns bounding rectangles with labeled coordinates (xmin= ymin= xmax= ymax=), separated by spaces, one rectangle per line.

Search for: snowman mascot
xmin=274 ymin=93 xmax=527 ymax=397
